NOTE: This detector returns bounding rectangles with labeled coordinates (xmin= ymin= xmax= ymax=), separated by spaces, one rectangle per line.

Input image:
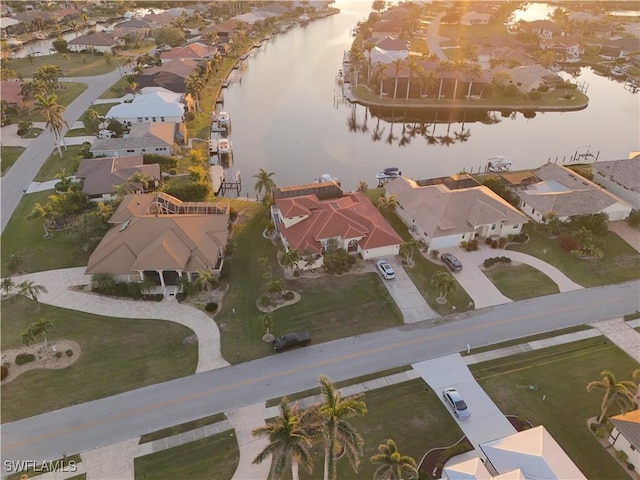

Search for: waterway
xmin=222 ymin=0 xmax=639 ymax=192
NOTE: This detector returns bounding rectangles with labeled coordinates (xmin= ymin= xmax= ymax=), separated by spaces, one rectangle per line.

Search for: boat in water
xmin=315 ymin=173 xmax=340 ymax=185
xmin=486 ymin=156 xmax=512 ymax=172
xmin=610 ymin=66 xmax=625 ymax=77
xmin=375 ymin=167 xmax=402 ymax=180
xmin=217 ymin=111 xmax=230 ymax=125
xmin=218 ymin=138 xmax=231 ymax=154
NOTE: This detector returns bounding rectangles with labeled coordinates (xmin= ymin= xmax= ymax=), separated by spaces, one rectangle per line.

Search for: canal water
xmin=221 ymin=0 xmax=639 ymax=192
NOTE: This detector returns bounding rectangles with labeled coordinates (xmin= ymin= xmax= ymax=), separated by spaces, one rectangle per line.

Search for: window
xmin=141 ymin=149 xmax=146 ymax=152
xmin=531 ymin=208 xmax=536 ymax=215
xmin=491 ymin=224 xmax=496 ymax=230
xmin=461 ymin=234 xmax=465 ymax=239
xmin=126 ymin=149 xmax=135 ymax=153
xmin=513 ymin=224 xmax=519 ymax=229
xmin=152 ymin=117 xmax=156 ymax=122
xmin=160 ymin=117 xmax=165 ymax=122
xmin=145 ymin=117 xmax=149 ymax=121
xmin=137 ymin=117 xmax=143 ymax=122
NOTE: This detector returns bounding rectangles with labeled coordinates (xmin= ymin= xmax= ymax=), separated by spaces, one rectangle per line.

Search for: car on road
xmin=443 ymin=387 xmax=470 ymax=419
xmin=376 ymin=260 xmax=395 ymax=280
xmin=441 ymin=253 xmax=463 ymax=272
xmin=272 ymin=332 xmax=311 ymax=353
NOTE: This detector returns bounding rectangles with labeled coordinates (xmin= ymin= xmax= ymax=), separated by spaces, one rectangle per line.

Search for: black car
xmin=441 ymin=253 xmax=463 ymax=272
xmin=272 ymin=332 xmax=311 ymax=353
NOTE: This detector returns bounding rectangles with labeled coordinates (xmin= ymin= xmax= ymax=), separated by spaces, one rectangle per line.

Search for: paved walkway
xmin=13 ymin=267 xmax=229 ymax=373
xmin=437 ymin=247 xmax=583 ymax=309
xmin=609 ymin=221 xmax=640 ymax=253
xmin=80 ymin=438 xmax=139 ymax=480
xmin=226 ymin=403 xmax=271 ymax=480
xmin=590 ymin=317 xmax=640 ymax=362
xmin=425 ymin=12 xmax=448 ymax=61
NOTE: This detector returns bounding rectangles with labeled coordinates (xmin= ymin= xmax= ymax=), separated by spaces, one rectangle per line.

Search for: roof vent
xmin=118 ymin=219 xmax=130 ymax=232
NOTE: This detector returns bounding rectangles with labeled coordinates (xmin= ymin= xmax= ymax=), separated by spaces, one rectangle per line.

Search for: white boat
xmin=337 ymin=68 xmax=343 ymax=79
xmin=299 ymin=13 xmax=310 ymax=24
xmin=217 ymin=111 xmax=230 ymax=125
xmin=218 ymin=138 xmax=231 ymax=153
xmin=486 ymin=156 xmax=512 ymax=172
xmin=375 ymin=167 xmax=402 ymax=180
xmin=610 ymin=66 xmax=625 ymax=77
xmin=315 ymin=173 xmax=339 ymax=184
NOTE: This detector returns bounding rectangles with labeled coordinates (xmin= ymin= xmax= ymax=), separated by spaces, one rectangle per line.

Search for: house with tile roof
xmin=515 ymin=163 xmax=633 ymax=222
xmin=608 ymin=410 xmax=640 ymax=471
xmin=76 ymin=155 xmax=160 ymax=201
xmin=86 ymin=192 xmax=230 ymax=295
xmin=137 ymin=59 xmax=200 ymax=93
xmin=271 ymin=187 xmax=402 ymax=270
xmin=540 ymin=36 xmax=583 ymax=61
xmin=68 ymin=31 xmax=118 ymax=53
xmin=592 ymin=157 xmax=640 ymax=209
xmin=160 ymin=42 xmax=216 ymax=63
xmin=90 ymin=123 xmax=175 ymax=158
xmin=0 ymin=80 xmax=23 ymax=109
xmin=384 ymin=175 xmax=528 ymax=249
xmin=106 ymin=91 xmax=185 ymax=126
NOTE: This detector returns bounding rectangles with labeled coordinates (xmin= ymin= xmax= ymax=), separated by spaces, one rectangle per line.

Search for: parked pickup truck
xmin=272 ymin=332 xmax=311 ymax=353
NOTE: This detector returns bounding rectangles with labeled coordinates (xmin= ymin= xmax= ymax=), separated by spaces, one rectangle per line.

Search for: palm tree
xmin=406 ymin=57 xmax=418 ymax=101
xmin=22 ymin=329 xmax=37 ymax=346
xmin=31 ymin=320 xmax=54 ymax=348
xmin=318 ymin=375 xmax=367 ymax=480
xmin=587 ymin=370 xmax=637 ymax=424
xmin=374 ymin=63 xmax=387 ymax=100
xmin=363 ymin=42 xmax=375 ymax=82
xmin=267 ymin=279 xmax=285 ymax=299
xmin=31 ymin=93 xmax=68 ymax=156
xmin=392 ymin=58 xmax=403 ymax=99
xmin=185 ymin=72 xmax=205 ymax=112
xmin=254 ymin=168 xmax=277 ymax=199
xmin=194 ymin=270 xmax=217 ymax=292
xmin=1 ymin=277 xmax=15 ymax=296
xmin=431 ymin=272 xmax=457 ymax=301
xmin=350 ymin=47 xmax=363 ymax=88
xmin=464 ymin=63 xmax=483 ymax=99
xmin=377 ymin=194 xmax=398 ymax=216
xmin=356 ymin=181 xmax=368 ymax=193
xmin=279 ymin=249 xmax=300 ymax=273
xmin=370 ymin=439 xmax=419 ymax=480
xmin=252 ymin=397 xmax=319 ymax=480
xmin=127 ymin=171 xmax=155 ymax=192
xmin=29 ymin=202 xmax=53 ymax=238
xmin=399 ymin=239 xmax=420 ymax=264
xmin=18 ymin=280 xmax=48 ymax=306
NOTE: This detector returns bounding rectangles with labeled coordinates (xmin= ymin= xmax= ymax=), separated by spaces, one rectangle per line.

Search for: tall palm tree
xmin=185 ymin=72 xmax=205 ymax=112
xmin=356 ymin=181 xmax=368 ymax=193
xmin=254 ymin=168 xmax=277 ymax=199
xmin=31 ymin=320 xmax=54 ymax=348
xmin=127 ymin=171 xmax=155 ymax=192
xmin=587 ymin=370 xmax=637 ymax=424
xmin=392 ymin=58 xmax=403 ymax=99
xmin=350 ymin=47 xmax=363 ymax=88
xmin=251 ymin=397 xmax=319 ymax=480
xmin=374 ymin=63 xmax=387 ymax=100
xmin=370 ymin=439 xmax=419 ymax=480
xmin=399 ymin=239 xmax=421 ymax=263
xmin=31 ymin=93 xmax=68 ymax=156
xmin=279 ymin=249 xmax=300 ymax=273
xmin=1 ymin=277 xmax=15 ymax=296
xmin=406 ymin=57 xmax=418 ymax=101
xmin=464 ymin=63 xmax=483 ymax=99
xmin=18 ymin=280 xmax=48 ymax=305
xmin=318 ymin=375 xmax=367 ymax=480
xmin=363 ymin=42 xmax=375 ymax=82
xmin=22 ymin=329 xmax=37 ymax=346
xmin=267 ymin=279 xmax=285 ymax=299
xmin=431 ymin=272 xmax=457 ymax=301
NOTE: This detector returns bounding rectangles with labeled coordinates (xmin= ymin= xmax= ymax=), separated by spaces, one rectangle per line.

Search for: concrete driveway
xmin=412 ymin=354 xmax=516 ymax=453
xmin=378 ymin=257 xmax=439 ymax=323
xmin=436 ymin=247 xmax=583 ymax=310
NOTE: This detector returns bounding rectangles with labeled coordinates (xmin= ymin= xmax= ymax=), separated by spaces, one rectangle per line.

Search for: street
xmin=2 ymin=280 xmax=639 ymax=463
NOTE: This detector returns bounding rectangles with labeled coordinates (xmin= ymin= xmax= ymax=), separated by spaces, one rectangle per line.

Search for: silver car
xmin=376 ymin=260 xmax=395 ymax=280
xmin=443 ymin=387 xmax=470 ymax=419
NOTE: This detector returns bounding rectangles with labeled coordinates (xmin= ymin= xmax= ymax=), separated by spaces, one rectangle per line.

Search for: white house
xmin=460 ymin=11 xmax=490 ymax=26
xmin=516 ymin=163 xmax=634 ymax=222
xmin=106 ymin=91 xmax=185 ymax=126
xmin=384 ymin=175 xmax=528 ymax=250
xmin=592 ymin=157 xmax=640 ymax=210
xmin=68 ymin=31 xmax=117 ymax=53
xmin=608 ymin=410 xmax=640 ymax=471
xmin=90 ymin=123 xmax=175 ymax=158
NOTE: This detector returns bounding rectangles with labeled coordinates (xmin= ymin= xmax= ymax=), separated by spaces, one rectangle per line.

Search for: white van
xmin=97 ymin=129 xmax=115 ymax=139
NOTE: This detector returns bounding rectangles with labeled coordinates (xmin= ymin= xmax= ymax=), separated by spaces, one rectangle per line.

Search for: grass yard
xmin=99 ymin=75 xmax=131 ymax=99
xmin=216 ymin=205 xmax=403 ymax=363
xmin=2 ymin=53 xmax=123 ymax=78
xmin=13 ymin=83 xmax=88 ymax=123
xmin=483 ymin=264 xmax=560 ymax=301
xmin=470 ymin=337 xmax=640 ymax=479
xmin=35 ymin=144 xmax=85 ymax=181
xmin=1 ymin=146 xmax=25 ymax=175
xmin=1 ymin=297 xmax=197 ymax=422
xmin=508 ymin=224 xmax=640 ymax=287
xmin=134 ymin=430 xmax=239 ymax=480
xmin=1 ymin=190 xmax=91 ymax=275
xmin=88 ymin=102 xmax=120 ymax=117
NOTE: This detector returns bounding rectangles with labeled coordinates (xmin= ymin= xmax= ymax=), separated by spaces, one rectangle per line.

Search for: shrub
xmin=595 ymin=426 xmax=608 ymax=438
xmin=0 ymin=365 xmax=7 ymax=380
xmin=498 ymin=237 xmax=507 ymax=248
xmin=629 ymin=464 xmax=635 ymax=471
xmin=628 ymin=210 xmax=640 ymax=228
xmin=528 ymin=90 xmax=541 ymax=100
xmin=283 ymin=291 xmax=295 ymax=301
xmin=616 ymin=450 xmax=629 ymax=462
xmin=293 ymin=270 xmax=300 ymax=277
xmin=65 ymin=349 xmax=73 ymax=357
xmin=205 ymin=302 xmax=218 ymax=313
xmin=485 ymin=237 xmax=493 ymax=245
xmin=15 ymin=353 xmax=36 ymax=365
xmin=484 ymin=259 xmax=493 ymax=268
xmin=559 ymin=235 xmax=579 ymax=251
xmin=491 ymin=240 xmax=498 ymax=248
xmin=469 ymin=239 xmax=479 ymax=251
xmin=430 ymin=249 xmax=440 ymax=259
xmin=176 ymin=292 xmax=187 ymax=302
xmin=538 ymin=85 xmax=549 ymax=92
xmin=55 ymin=351 xmax=63 ymax=358
xmin=460 ymin=241 xmax=468 ymax=248
xmin=259 ymin=296 xmax=272 ymax=307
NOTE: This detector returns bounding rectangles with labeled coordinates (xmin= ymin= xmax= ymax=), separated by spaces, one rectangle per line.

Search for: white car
xmin=376 ymin=260 xmax=395 ymax=280
xmin=443 ymin=387 xmax=470 ymax=419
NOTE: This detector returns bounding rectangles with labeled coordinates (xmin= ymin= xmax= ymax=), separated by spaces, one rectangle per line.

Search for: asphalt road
xmin=0 ymin=69 xmax=123 ymax=233
xmin=2 ymin=280 xmax=639 ymax=464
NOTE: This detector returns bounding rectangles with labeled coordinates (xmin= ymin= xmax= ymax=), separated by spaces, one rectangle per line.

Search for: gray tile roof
xmin=592 ymin=158 xmax=640 ymax=192
xmin=90 ymin=123 xmax=174 ymax=153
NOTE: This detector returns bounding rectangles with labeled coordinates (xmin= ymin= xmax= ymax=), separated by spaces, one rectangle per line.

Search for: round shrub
xmin=1 ymin=365 xmax=8 ymax=380
xmin=491 ymin=240 xmax=498 ymax=248
xmin=484 ymin=259 xmax=492 ymax=268
xmin=430 ymin=249 xmax=440 ymax=259
xmin=55 ymin=351 xmax=63 ymax=358
xmin=283 ymin=291 xmax=295 ymax=301
xmin=16 ymin=353 xmax=36 ymax=365
xmin=205 ymin=302 xmax=218 ymax=313
xmin=65 ymin=349 xmax=73 ymax=357
xmin=498 ymin=237 xmax=507 ymax=248
xmin=528 ymin=90 xmax=541 ymax=100
xmin=259 ymin=296 xmax=272 ymax=307
xmin=485 ymin=237 xmax=493 ymax=245
xmin=176 ymin=292 xmax=187 ymax=302
xmin=293 ymin=270 xmax=300 ymax=277
xmin=538 ymin=85 xmax=549 ymax=92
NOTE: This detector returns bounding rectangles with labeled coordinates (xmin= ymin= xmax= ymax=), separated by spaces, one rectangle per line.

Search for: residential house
xmin=608 ymin=410 xmax=640 ymax=471
xmin=142 ymin=12 xmax=176 ymax=27
xmin=136 ymin=58 xmax=200 ymax=93
xmin=106 ymin=91 xmax=185 ymax=126
xmin=443 ymin=426 xmax=586 ymax=479
xmin=160 ymin=42 xmax=216 ymax=63
xmin=76 ymin=155 xmax=160 ymax=201
xmin=0 ymin=17 xmax=23 ymax=37
xmin=540 ymin=36 xmax=583 ymax=61
xmin=523 ymin=19 xmax=565 ymax=39
xmin=366 ymin=37 xmax=410 ymax=65
xmin=111 ymin=18 xmax=154 ymax=42
xmin=384 ymin=175 xmax=528 ymax=249
xmin=599 ymin=37 xmax=640 ymax=60
xmin=86 ymin=192 xmax=230 ymax=295
xmin=460 ymin=11 xmax=491 ymax=26
xmin=0 ymin=80 xmax=23 ymax=109
xmin=271 ymin=184 xmax=402 ymax=270
xmin=370 ymin=20 xmax=404 ymax=42
xmin=478 ymin=46 xmax=535 ymax=69
xmin=498 ymin=64 xmax=564 ymax=93
xmin=90 ymin=123 xmax=175 ymax=158
xmin=68 ymin=32 xmax=117 ymax=53
xmin=592 ymin=157 xmax=640 ymax=209
xmin=515 ymin=162 xmax=633 ymax=222
xmin=204 ymin=19 xmax=239 ymax=40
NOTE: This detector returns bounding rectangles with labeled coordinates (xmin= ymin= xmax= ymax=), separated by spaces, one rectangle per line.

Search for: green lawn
xmin=1 ymin=296 xmax=197 ymax=422
xmin=216 ymin=205 xmax=403 ymax=364
xmin=134 ymin=431 xmax=239 ymax=480
xmin=508 ymin=224 xmax=640 ymax=287
xmin=88 ymin=102 xmax=120 ymax=117
xmin=35 ymin=144 xmax=85 ymax=181
xmin=471 ymin=337 xmax=640 ymax=479
xmin=0 ymin=146 xmax=25 ymax=176
xmin=99 ymin=75 xmax=131 ymax=99
xmin=483 ymin=264 xmax=560 ymax=301
xmin=2 ymin=52 xmax=123 ymax=78
xmin=13 ymin=83 xmax=88 ymax=123
xmin=0 ymin=190 xmax=91 ymax=276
